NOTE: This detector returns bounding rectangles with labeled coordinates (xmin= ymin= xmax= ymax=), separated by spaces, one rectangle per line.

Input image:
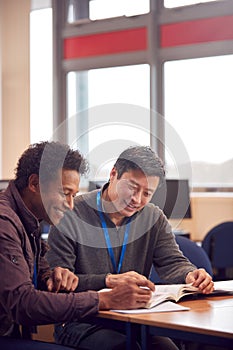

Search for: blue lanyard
xmin=96 ymin=190 xmax=131 ymax=274
xmin=33 ymin=261 xmax=37 ymax=289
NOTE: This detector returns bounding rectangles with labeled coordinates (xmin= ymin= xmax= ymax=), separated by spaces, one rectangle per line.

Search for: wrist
xmin=185 ymin=270 xmax=194 ymax=284
xmin=105 ymin=273 xmax=112 ymax=287
xmin=98 ymin=291 xmax=111 ymax=310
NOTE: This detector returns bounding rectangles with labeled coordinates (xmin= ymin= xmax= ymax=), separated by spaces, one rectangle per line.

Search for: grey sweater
xmin=47 ymin=187 xmax=196 ymax=292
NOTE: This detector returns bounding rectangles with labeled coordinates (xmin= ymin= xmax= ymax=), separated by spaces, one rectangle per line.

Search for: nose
xmin=132 ymin=190 xmax=142 ymax=204
xmin=64 ymin=195 xmax=74 ymax=210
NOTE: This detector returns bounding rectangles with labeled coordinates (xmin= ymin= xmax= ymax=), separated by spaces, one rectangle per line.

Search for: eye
xmin=127 ymin=183 xmax=137 ymax=191
xmin=59 ymin=191 xmax=66 ymax=197
xmin=144 ymin=192 xmax=152 ymax=198
xmin=63 ymin=192 xmax=78 ymax=199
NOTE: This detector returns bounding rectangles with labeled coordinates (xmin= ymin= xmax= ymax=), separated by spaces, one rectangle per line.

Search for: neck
xmin=20 ymin=187 xmax=42 ymax=221
xmin=109 ymin=212 xmax=124 ymax=226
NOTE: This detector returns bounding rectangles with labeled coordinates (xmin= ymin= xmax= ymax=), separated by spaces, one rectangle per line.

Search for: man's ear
xmin=109 ymin=167 xmax=117 ymax=182
xmin=28 ymin=174 xmax=40 ymax=193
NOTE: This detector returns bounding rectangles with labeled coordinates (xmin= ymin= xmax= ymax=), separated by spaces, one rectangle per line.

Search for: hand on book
xmin=105 ymin=271 xmax=155 ymax=292
xmin=185 ymin=268 xmax=214 ymax=294
xmin=98 ymin=282 xmax=152 ymax=310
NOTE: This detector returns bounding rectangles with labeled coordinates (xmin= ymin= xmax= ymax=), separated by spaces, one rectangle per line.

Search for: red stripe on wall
xmin=64 ymin=27 xmax=147 ymax=59
xmin=161 ymin=15 xmax=233 ymax=48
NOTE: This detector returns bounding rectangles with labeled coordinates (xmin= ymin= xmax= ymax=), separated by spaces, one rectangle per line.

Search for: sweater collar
xmin=6 ymin=181 xmax=40 ymax=237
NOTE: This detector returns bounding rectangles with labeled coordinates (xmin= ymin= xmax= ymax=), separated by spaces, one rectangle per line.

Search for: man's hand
xmin=105 ymin=271 xmax=155 ymax=292
xmin=98 ymin=282 xmax=152 ymax=310
xmin=47 ymin=267 xmax=79 ymax=292
xmin=185 ymin=268 xmax=214 ymax=294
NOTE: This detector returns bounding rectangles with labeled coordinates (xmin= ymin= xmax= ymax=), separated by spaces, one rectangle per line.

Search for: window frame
xmin=50 ymin=0 xmax=233 ymax=191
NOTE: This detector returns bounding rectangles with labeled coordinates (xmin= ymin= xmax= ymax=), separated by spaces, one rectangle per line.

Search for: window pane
xmin=164 ymin=56 xmax=233 ymax=188
xmin=67 ymin=65 xmax=150 ymax=182
xmin=89 ymin=0 xmax=149 ymax=20
xmin=30 ymin=8 xmax=53 ymax=143
xmin=164 ymin=0 xmax=222 ymax=8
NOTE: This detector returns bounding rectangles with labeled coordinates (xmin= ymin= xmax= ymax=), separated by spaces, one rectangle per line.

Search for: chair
xmin=202 ymin=221 xmax=233 ymax=281
xmin=150 ymin=235 xmax=213 ymax=283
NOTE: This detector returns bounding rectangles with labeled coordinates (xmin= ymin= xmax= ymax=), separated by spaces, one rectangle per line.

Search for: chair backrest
xmin=150 ymin=235 xmax=213 ymax=283
xmin=176 ymin=235 xmax=213 ymax=276
xmin=202 ymin=222 xmax=233 ymax=280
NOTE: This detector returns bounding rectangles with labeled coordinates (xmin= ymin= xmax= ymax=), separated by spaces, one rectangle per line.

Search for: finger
xmin=134 ymin=293 xmax=151 ymax=303
xmin=139 ymin=278 xmax=155 ymax=291
xmin=136 ymin=301 xmax=150 ymax=308
xmin=125 ymin=271 xmax=142 ymax=278
xmin=197 ymin=270 xmax=211 ymax=287
xmin=62 ymin=274 xmax=78 ymax=291
xmin=57 ymin=269 xmax=79 ymax=291
xmin=71 ymin=275 xmax=79 ymax=291
xmin=52 ymin=268 xmax=63 ymax=292
xmin=126 ymin=293 xmax=151 ymax=309
xmin=193 ymin=272 xmax=213 ymax=292
xmin=137 ymin=287 xmax=152 ymax=297
xmin=69 ymin=278 xmax=79 ymax=291
xmin=186 ymin=271 xmax=198 ymax=285
xmin=189 ymin=269 xmax=206 ymax=287
xmin=199 ymin=276 xmax=214 ymax=293
xmin=62 ymin=278 xmax=71 ymax=290
xmin=202 ymin=281 xmax=214 ymax=294
xmin=46 ymin=278 xmax=53 ymax=292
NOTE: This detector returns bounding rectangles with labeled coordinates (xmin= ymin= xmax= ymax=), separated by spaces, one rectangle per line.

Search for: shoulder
xmin=75 ymin=190 xmax=98 ymax=205
xmin=0 ymin=199 xmax=24 ymax=246
xmin=0 ymin=196 xmax=21 ymax=225
xmin=0 ymin=182 xmax=22 ymax=223
xmin=73 ymin=190 xmax=98 ymax=216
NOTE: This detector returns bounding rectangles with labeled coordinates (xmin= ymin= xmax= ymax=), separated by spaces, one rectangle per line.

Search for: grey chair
xmin=202 ymin=221 xmax=233 ymax=281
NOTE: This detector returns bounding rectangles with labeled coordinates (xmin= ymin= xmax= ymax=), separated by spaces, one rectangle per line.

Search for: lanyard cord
xmin=96 ymin=190 xmax=131 ymax=274
xmin=33 ymin=261 xmax=37 ymax=289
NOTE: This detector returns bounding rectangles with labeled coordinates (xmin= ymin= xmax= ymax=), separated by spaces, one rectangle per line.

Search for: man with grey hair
xmin=47 ymin=145 xmax=214 ymax=350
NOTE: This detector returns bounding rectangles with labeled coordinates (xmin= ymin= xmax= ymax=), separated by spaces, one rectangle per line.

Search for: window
xmin=67 ymin=0 xmax=149 ymax=23
xmin=164 ymin=0 xmax=221 ymax=8
xmin=31 ymin=0 xmax=233 ymax=192
xmin=89 ymin=0 xmax=149 ymax=20
xmin=164 ymin=56 xmax=233 ymax=189
xmin=67 ymin=64 xmax=150 ymax=181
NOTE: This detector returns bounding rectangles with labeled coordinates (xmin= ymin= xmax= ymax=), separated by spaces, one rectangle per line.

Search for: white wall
xmin=0 ymin=0 xmax=30 ymax=179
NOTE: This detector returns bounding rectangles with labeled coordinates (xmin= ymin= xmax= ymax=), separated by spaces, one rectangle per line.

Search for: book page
xmin=111 ymin=301 xmax=190 ymax=314
xmin=146 ymin=292 xmax=171 ymax=308
xmin=213 ymin=280 xmax=233 ymax=293
xmin=151 ymin=283 xmax=199 ymax=303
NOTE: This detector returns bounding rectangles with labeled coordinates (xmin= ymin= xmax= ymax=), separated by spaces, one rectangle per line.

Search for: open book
xmin=145 ymin=280 xmax=233 ymax=308
xmin=146 ymin=283 xmax=199 ymax=308
xmin=99 ymin=280 xmax=233 ymax=313
xmin=99 ymin=283 xmax=199 ymax=310
xmin=147 ymin=280 xmax=233 ymax=308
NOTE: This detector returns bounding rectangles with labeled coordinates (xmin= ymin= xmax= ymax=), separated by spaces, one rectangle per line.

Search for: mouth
xmin=124 ymin=201 xmax=139 ymax=212
xmin=54 ymin=208 xmax=65 ymax=220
